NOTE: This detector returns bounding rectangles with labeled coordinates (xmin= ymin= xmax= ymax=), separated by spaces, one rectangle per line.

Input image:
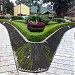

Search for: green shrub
xmin=48 ymin=21 xmax=58 ymax=25
xmin=26 ymin=15 xmax=50 ymax=24
xmin=26 ymin=15 xmax=37 ymax=23
xmin=2 ymin=19 xmax=75 ymax=42
xmin=11 ymin=16 xmax=24 ymax=20
xmin=15 ymin=20 xmax=26 ymax=24
xmin=52 ymin=18 xmax=65 ymax=23
xmin=37 ymin=15 xmax=50 ymax=24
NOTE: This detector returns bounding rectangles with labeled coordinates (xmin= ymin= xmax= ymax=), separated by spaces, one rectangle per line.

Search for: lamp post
xmin=33 ymin=0 xmax=43 ymax=14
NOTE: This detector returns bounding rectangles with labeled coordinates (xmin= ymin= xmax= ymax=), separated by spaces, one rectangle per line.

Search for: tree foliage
xmin=42 ymin=0 xmax=74 ymax=17
xmin=4 ymin=1 xmax=14 ymax=15
xmin=53 ymin=0 xmax=74 ymax=17
xmin=15 ymin=0 xmax=74 ymax=17
xmin=15 ymin=0 xmax=33 ymax=6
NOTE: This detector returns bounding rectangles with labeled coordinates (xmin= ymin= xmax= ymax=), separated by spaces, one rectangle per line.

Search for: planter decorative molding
xmin=27 ymin=26 xmax=45 ymax=32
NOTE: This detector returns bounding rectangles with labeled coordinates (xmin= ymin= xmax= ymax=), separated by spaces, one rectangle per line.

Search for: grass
xmin=2 ymin=19 xmax=75 ymax=42
xmin=48 ymin=21 xmax=59 ymax=25
xmin=15 ymin=20 xmax=26 ymax=23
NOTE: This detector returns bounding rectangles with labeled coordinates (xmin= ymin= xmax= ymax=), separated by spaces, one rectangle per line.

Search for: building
xmin=30 ymin=6 xmax=37 ymax=14
xmin=65 ymin=6 xmax=75 ymax=21
xmin=30 ymin=5 xmax=55 ymax=18
xmin=14 ymin=3 xmax=30 ymax=16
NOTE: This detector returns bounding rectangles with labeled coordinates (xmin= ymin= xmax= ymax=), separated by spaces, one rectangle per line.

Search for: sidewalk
xmin=0 ymin=23 xmax=75 ymax=75
xmin=0 ymin=23 xmax=17 ymax=75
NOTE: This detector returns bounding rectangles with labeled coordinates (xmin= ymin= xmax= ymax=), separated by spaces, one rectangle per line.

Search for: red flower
xmin=27 ymin=22 xmax=45 ymax=28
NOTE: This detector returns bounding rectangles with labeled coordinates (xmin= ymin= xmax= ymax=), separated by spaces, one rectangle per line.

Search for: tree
xmin=4 ymin=1 xmax=14 ymax=15
xmin=53 ymin=0 xmax=74 ymax=17
xmin=43 ymin=0 xmax=74 ymax=17
xmin=43 ymin=0 xmax=57 ymax=3
xmin=15 ymin=0 xmax=33 ymax=6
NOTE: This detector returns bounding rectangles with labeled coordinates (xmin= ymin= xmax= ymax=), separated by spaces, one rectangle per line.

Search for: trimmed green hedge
xmin=11 ymin=16 xmax=24 ymax=20
xmin=2 ymin=19 xmax=75 ymax=42
xmin=52 ymin=18 xmax=65 ymax=23
xmin=15 ymin=20 xmax=26 ymax=24
xmin=48 ymin=21 xmax=59 ymax=25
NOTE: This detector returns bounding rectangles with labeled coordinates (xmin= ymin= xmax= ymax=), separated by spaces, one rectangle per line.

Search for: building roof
xmin=30 ymin=5 xmax=55 ymax=14
xmin=30 ymin=6 xmax=37 ymax=14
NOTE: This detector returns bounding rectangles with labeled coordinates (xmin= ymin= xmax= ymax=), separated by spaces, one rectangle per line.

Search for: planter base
xmin=27 ymin=27 xmax=44 ymax=32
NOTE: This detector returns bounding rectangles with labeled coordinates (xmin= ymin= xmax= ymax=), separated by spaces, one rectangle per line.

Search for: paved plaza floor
xmin=0 ymin=23 xmax=75 ymax=75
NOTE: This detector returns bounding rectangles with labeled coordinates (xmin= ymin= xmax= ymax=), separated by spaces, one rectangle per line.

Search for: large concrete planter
xmin=2 ymin=22 xmax=74 ymax=73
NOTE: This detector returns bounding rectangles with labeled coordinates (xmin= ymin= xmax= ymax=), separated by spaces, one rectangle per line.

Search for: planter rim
xmin=27 ymin=26 xmax=45 ymax=29
xmin=27 ymin=26 xmax=45 ymax=32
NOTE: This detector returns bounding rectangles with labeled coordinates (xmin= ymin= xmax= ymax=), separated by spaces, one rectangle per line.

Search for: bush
xmin=37 ymin=15 xmax=50 ymax=24
xmin=15 ymin=20 xmax=26 ymax=24
xmin=48 ymin=21 xmax=58 ymax=25
xmin=11 ymin=16 xmax=24 ymax=20
xmin=26 ymin=15 xmax=36 ymax=23
xmin=26 ymin=15 xmax=50 ymax=24
xmin=52 ymin=18 xmax=65 ymax=23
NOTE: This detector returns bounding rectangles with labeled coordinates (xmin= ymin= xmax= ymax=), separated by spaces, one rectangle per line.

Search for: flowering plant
xmin=27 ymin=22 xmax=45 ymax=28
xmin=26 ymin=15 xmax=47 ymax=32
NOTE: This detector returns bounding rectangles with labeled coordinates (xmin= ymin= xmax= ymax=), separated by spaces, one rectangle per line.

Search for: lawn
xmin=2 ymin=19 xmax=75 ymax=42
xmin=15 ymin=20 xmax=26 ymax=24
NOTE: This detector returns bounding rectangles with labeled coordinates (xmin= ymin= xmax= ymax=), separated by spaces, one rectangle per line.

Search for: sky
xmin=10 ymin=0 xmax=52 ymax=7
xmin=10 ymin=0 xmax=16 ymax=5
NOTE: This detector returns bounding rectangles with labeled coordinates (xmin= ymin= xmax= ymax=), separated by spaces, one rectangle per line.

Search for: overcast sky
xmin=10 ymin=0 xmax=16 ymax=5
xmin=10 ymin=0 xmax=52 ymax=7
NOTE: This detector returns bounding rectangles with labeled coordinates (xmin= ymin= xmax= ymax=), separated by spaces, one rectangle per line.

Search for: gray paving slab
xmin=0 ymin=24 xmax=17 ymax=75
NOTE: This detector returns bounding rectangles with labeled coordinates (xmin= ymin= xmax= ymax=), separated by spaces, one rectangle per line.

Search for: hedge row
xmin=15 ymin=20 xmax=26 ymax=24
xmin=48 ymin=21 xmax=59 ymax=25
xmin=11 ymin=16 xmax=24 ymax=20
xmin=2 ymin=19 xmax=75 ymax=42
